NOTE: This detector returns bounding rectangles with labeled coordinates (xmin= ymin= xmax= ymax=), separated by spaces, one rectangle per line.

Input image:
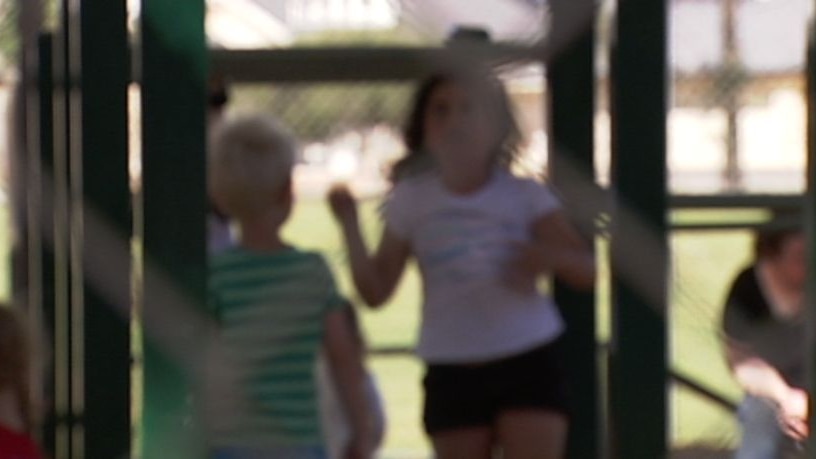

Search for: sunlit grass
xmin=670 ymin=230 xmax=752 ymax=449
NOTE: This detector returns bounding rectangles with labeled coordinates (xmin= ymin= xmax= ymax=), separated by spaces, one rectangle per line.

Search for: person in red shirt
xmin=0 ymin=425 xmax=43 ymax=459
xmin=0 ymin=306 xmax=44 ymax=459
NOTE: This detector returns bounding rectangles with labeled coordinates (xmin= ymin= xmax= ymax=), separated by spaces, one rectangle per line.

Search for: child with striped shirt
xmin=207 ymin=115 xmax=375 ymax=459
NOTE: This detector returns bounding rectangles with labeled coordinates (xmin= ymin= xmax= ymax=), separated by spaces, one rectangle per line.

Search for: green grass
xmin=367 ymin=356 xmax=428 ymax=457
xmin=283 ymin=198 xmax=755 ymax=456
xmin=670 ymin=230 xmax=752 ymax=449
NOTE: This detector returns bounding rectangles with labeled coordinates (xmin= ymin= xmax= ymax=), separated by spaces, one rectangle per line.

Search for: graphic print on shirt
xmin=417 ymin=207 xmax=518 ymax=285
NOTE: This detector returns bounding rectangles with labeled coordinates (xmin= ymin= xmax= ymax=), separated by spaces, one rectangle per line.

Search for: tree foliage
xmin=234 ymin=82 xmax=412 ymax=142
xmin=0 ymin=0 xmax=60 ymax=73
xmin=0 ymin=0 xmax=19 ymax=70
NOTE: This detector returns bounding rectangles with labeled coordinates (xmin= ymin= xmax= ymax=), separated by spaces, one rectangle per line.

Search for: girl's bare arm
xmin=329 ymin=187 xmax=410 ymax=307
xmin=725 ymin=340 xmax=809 ymax=439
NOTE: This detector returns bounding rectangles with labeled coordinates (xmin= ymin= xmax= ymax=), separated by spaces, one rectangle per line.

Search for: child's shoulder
xmin=495 ymin=171 xmax=562 ymax=214
xmin=497 ymin=169 xmax=552 ymax=192
xmin=387 ymin=172 xmax=445 ymax=205
xmin=280 ymin=248 xmax=335 ymax=275
xmin=210 ymin=246 xmax=327 ymax=268
xmin=390 ymin=171 xmax=436 ymax=192
xmin=210 ymin=247 xmax=337 ymax=290
xmin=289 ymin=248 xmax=331 ymax=266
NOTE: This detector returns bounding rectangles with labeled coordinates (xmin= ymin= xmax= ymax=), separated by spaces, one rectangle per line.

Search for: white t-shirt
xmin=384 ymin=168 xmax=565 ymax=363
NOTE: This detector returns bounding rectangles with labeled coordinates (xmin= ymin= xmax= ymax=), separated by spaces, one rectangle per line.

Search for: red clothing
xmin=0 ymin=424 xmax=43 ymax=459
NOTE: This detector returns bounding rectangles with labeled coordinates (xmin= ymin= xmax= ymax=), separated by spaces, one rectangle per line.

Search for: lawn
xmin=283 ymin=197 xmax=756 ymax=457
xmin=670 ymin=229 xmax=750 ymax=450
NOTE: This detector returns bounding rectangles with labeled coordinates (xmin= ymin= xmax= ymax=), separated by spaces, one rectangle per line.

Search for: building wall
xmin=285 ymin=0 xmax=398 ymax=32
xmin=511 ymin=77 xmax=806 ymax=193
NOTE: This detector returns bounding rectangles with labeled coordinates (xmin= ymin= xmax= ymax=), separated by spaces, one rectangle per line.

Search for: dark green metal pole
xmin=546 ymin=11 xmax=600 ymax=459
xmin=609 ymin=0 xmax=668 ymax=457
xmin=69 ymin=0 xmax=132 ymax=457
xmin=34 ymin=33 xmax=58 ymax=458
xmin=140 ymin=0 xmax=207 ymax=457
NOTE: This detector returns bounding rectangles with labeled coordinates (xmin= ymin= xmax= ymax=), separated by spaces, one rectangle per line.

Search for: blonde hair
xmin=209 ymin=115 xmax=297 ymax=219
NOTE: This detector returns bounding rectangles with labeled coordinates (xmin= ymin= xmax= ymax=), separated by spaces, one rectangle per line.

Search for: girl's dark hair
xmin=208 ymin=74 xmax=230 ymax=110
xmin=390 ymin=70 xmax=523 ymax=182
xmin=753 ymin=211 xmax=803 ymax=259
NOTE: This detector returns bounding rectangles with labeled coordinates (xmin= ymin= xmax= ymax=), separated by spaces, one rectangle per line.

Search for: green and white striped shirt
xmin=209 ymin=247 xmax=345 ymax=448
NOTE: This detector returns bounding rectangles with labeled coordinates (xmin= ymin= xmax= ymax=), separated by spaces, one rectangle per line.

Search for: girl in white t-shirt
xmin=328 ymin=69 xmax=595 ymax=459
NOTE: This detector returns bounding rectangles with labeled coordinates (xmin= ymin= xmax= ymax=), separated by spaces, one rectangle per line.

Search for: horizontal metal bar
xmin=209 ymin=45 xmax=538 ymax=83
xmin=671 ymin=222 xmax=773 ymax=231
xmin=669 ymin=193 xmax=803 ymax=209
xmin=590 ymin=192 xmax=801 ymax=214
xmin=672 ymin=370 xmax=738 ymax=412
xmin=368 ymin=346 xmax=414 ymax=356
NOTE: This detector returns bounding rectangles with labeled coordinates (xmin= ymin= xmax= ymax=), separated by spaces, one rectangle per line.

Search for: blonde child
xmin=329 ymin=70 xmax=595 ymax=459
xmin=208 ymin=115 xmax=375 ymax=459
xmin=0 ymin=306 xmax=44 ymax=459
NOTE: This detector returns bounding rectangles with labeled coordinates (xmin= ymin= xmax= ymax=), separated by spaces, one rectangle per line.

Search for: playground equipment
xmin=11 ymin=0 xmax=816 ymax=458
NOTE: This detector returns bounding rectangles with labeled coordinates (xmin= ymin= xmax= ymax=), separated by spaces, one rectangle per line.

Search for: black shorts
xmin=422 ymin=337 xmax=570 ymax=435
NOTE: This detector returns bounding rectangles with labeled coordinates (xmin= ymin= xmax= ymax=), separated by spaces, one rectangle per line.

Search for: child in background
xmin=315 ymin=306 xmax=385 ymax=459
xmin=207 ymin=74 xmax=234 ymax=254
xmin=0 ymin=306 xmax=45 ymax=459
xmin=208 ymin=115 xmax=375 ymax=459
xmin=329 ymin=69 xmax=595 ymax=459
xmin=721 ymin=217 xmax=809 ymax=458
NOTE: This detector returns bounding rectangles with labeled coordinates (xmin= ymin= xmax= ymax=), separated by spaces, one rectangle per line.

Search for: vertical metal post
xmin=51 ymin=1 xmax=77 ymax=455
xmin=67 ymin=0 xmax=132 ymax=456
xmin=546 ymin=2 xmax=600 ymax=456
xmin=609 ymin=0 xmax=668 ymax=457
xmin=33 ymin=32 xmax=57 ymax=458
xmin=140 ymin=0 xmax=207 ymax=457
xmin=722 ymin=0 xmax=742 ymax=191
